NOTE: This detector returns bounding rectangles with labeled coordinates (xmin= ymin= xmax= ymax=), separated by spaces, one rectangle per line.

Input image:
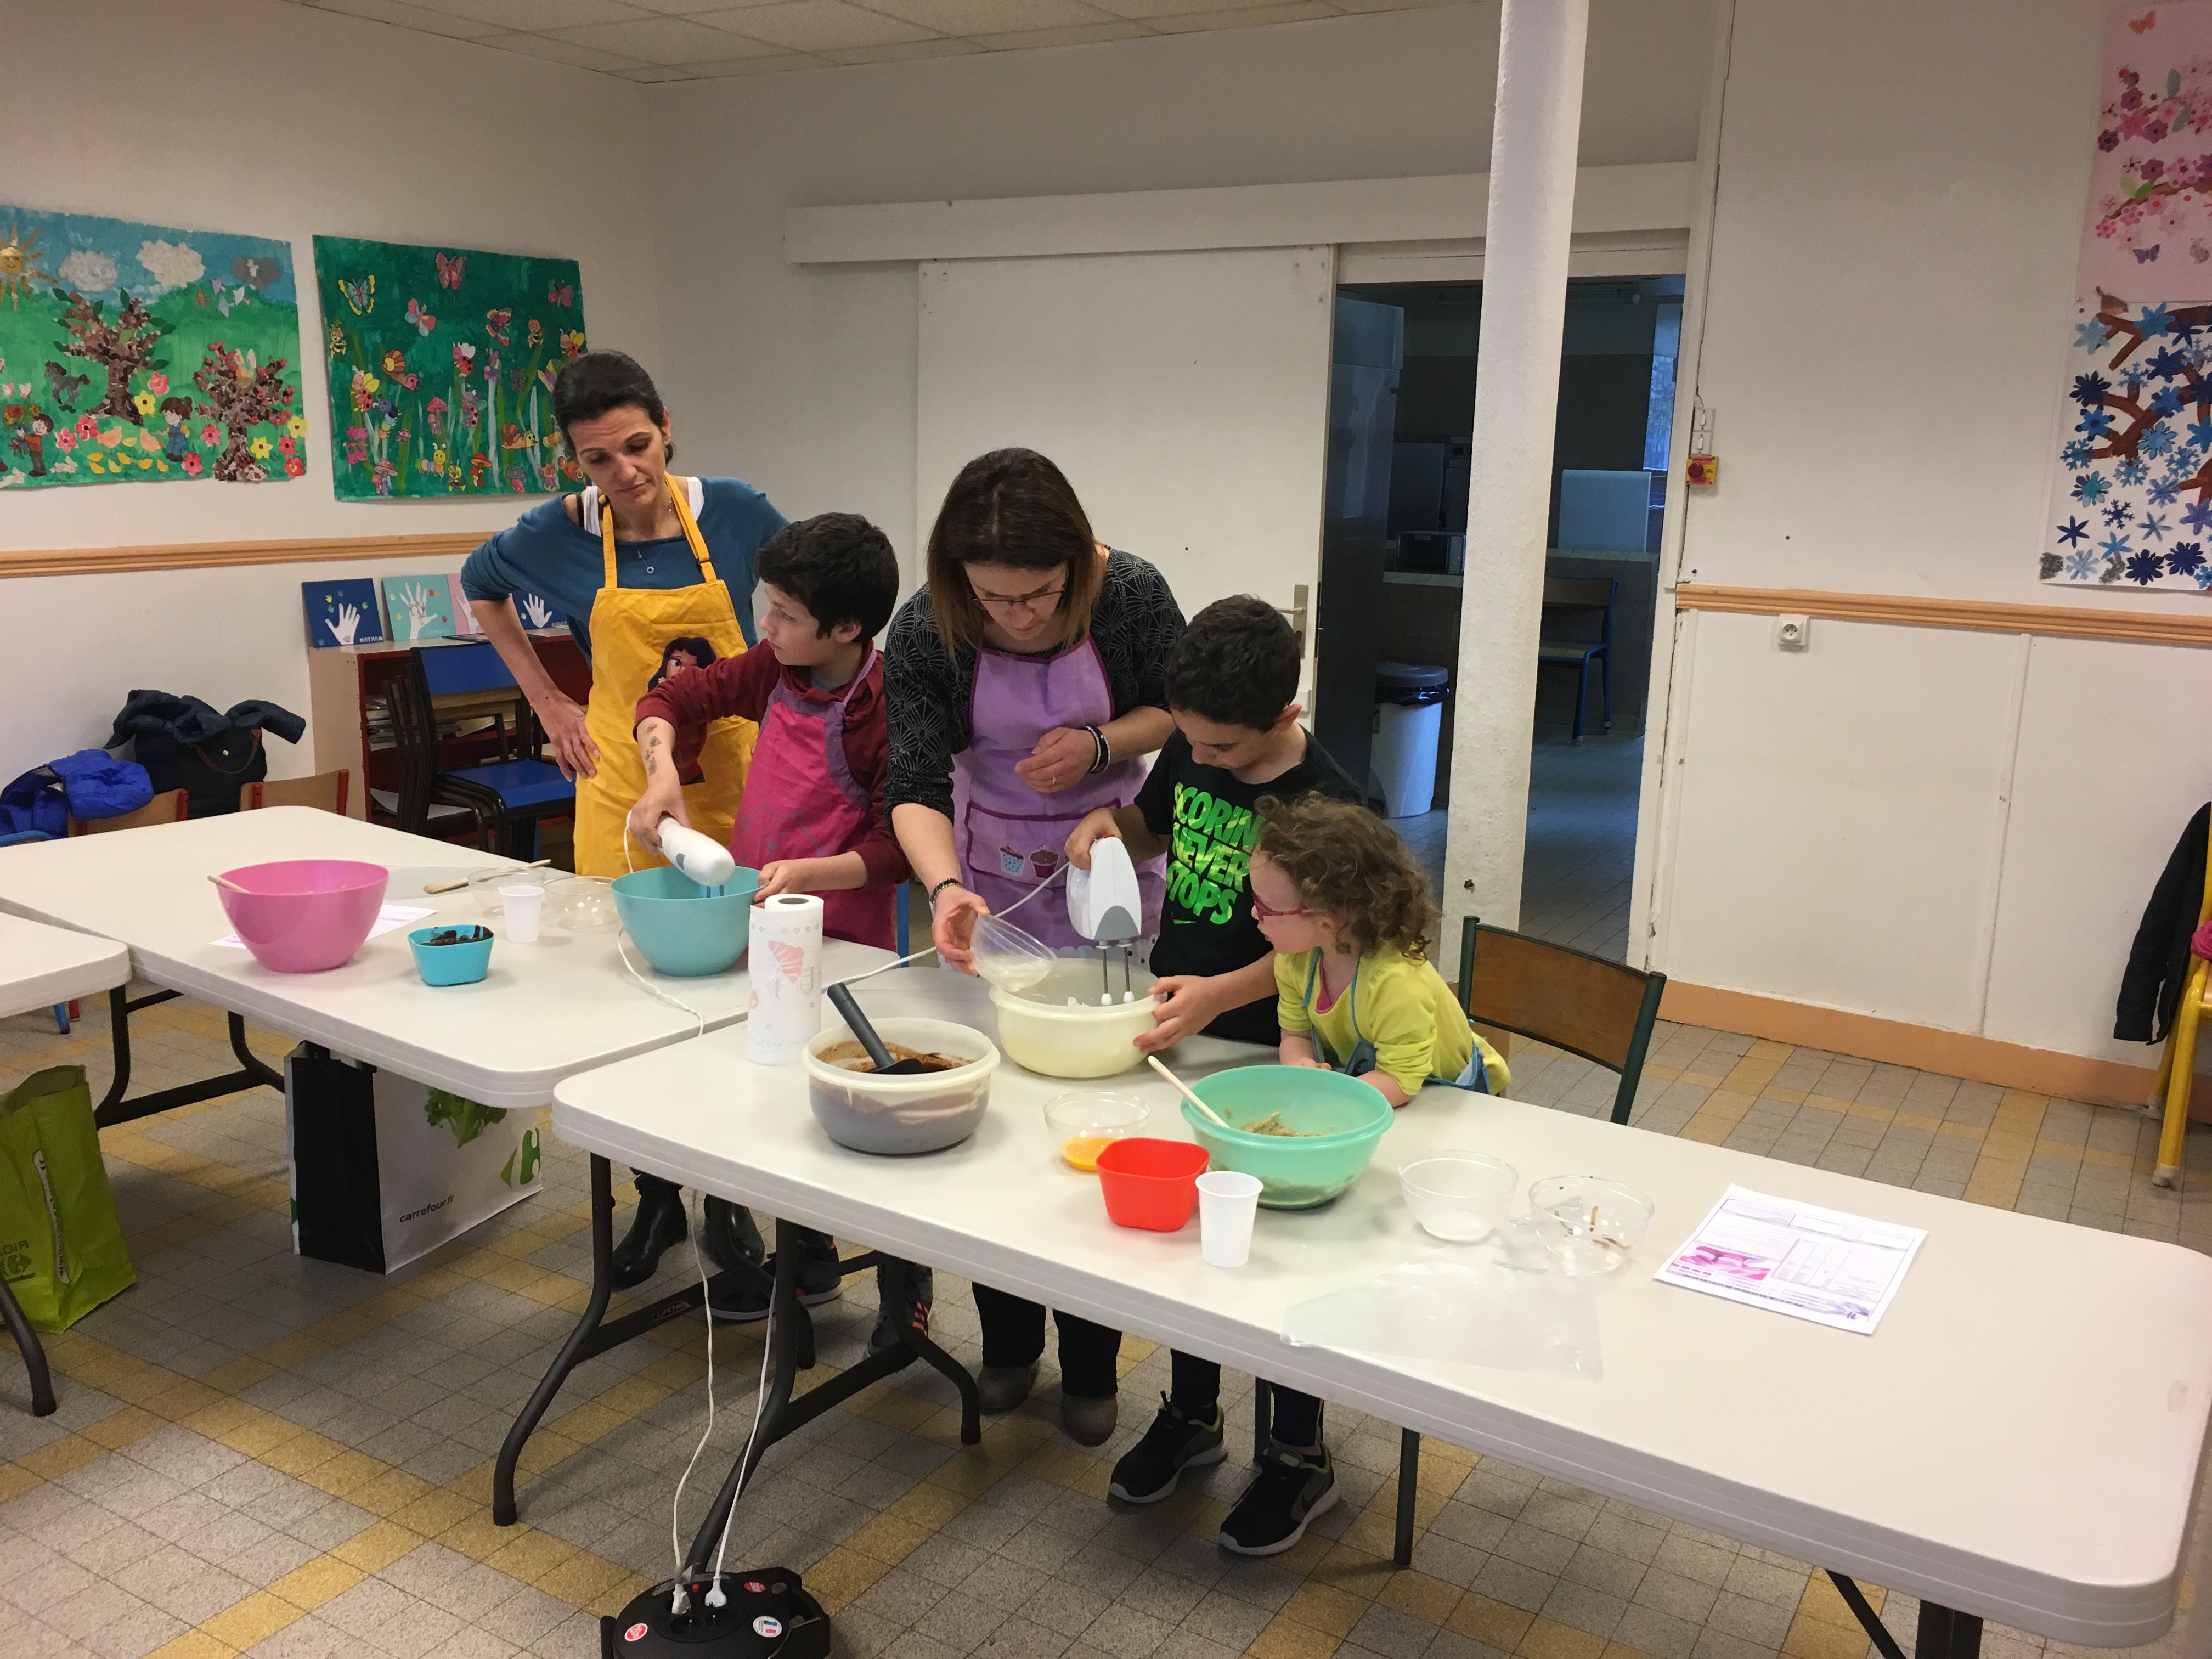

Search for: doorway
xmin=1313 ymin=275 xmax=1685 ymax=961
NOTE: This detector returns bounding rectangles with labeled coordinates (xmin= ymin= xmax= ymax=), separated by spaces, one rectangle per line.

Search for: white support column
xmin=1443 ymin=0 xmax=1590 ymax=967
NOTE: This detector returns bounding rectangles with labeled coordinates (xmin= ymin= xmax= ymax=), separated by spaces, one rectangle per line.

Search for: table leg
xmin=95 ymin=988 xmax=284 ymax=1130
xmin=495 ymin=1156 xmax=777 ymax=1526
xmin=0 ymin=1273 xmax=56 ymax=1417
xmin=1393 ymin=1429 xmax=1419 ymax=1567
xmin=1253 ymin=1379 xmax=1273 ymax=1462
xmin=1916 ymin=1604 xmax=1982 ymax=1659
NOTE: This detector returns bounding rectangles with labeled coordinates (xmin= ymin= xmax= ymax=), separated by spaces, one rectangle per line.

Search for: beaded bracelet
xmin=1084 ymin=725 xmax=1111 ymax=775
xmin=927 ymin=877 xmax=965 ymax=908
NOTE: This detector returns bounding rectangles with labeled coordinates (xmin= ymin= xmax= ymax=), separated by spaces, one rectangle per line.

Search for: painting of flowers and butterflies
xmin=312 ymin=235 xmax=586 ymax=501
xmin=0 ymin=205 xmax=304 ymax=491
xmin=2045 ymin=4 xmax=2212 ymax=590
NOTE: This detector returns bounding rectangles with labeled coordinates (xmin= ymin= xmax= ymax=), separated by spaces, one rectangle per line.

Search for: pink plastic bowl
xmin=216 ymin=860 xmax=390 ymax=973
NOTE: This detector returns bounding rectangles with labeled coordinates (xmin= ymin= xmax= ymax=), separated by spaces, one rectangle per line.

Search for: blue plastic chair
xmin=407 ymin=644 xmax=575 ymax=859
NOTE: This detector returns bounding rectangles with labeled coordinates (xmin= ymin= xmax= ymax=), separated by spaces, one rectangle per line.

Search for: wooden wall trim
xmin=0 ymin=532 xmax=492 ymax=580
xmin=1674 ymin=583 xmax=2212 ymax=648
xmin=1659 ymin=979 xmax=2191 ymax=1111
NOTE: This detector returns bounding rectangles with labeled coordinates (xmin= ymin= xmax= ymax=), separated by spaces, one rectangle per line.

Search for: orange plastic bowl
xmin=1094 ymin=1137 xmax=1210 ymax=1232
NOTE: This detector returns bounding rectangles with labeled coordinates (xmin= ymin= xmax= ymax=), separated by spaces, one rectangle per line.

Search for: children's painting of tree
xmin=0 ymin=206 xmax=304 ymax=491
xmin=2045 ymin=4 xmax=2212 ymax=590
xmin=312 ymin=236 xmax=586 ymax=501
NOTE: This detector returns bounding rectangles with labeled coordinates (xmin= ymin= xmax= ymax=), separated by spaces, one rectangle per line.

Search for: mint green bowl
xmin=611 ymin=862 xmax=761 ymax=977
xmin=1181 ymin=1066 xmax=1396 ymax=1209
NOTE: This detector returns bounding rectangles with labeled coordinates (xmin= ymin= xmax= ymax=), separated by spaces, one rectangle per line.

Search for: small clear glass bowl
xmin=1043 ymin=1092 xmax=1150 ymax=1171
xmin=1528 ymin=1176 xmax=1655 ymax=1275
xmin=467 ymin=866 xmax=557 ymax=917
xmin=1399 ymin=1153 xmax=1519 ymax=1242
xmin=548 ymin=874 xmax=618 ymax=932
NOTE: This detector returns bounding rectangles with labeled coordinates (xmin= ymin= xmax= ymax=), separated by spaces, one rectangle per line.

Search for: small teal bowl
xmin=409 ymin=924 xmax=494 ymax=987
xmin=611 ymin=862 xmax=761 ymax=977
xmin=1181 ymin=1065 xmax=1396 ymax=1209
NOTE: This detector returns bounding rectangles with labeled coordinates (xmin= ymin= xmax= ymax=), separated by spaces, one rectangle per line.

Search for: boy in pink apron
xmin=630 ymin=513 xmax=918 ymax=1331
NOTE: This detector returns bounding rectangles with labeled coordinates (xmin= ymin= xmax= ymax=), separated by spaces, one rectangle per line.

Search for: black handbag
xmin=133 ymin=726 xmax=266 ymax=818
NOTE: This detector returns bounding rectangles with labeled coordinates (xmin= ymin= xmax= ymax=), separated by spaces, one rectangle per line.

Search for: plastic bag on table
xmin=1281 ymin=1219 xmax=1603 ymax=1380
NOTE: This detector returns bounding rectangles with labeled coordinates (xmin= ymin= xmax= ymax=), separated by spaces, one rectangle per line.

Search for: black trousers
xmin=971 ymin=1283 xmax=1122 ymax=1398
xmin=1171 ymin=1351 xmax=1322 ymax=1447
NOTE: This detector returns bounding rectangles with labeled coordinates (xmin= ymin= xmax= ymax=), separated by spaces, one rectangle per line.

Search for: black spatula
xmin=826 ymin=983 xmax=926 ymax=1074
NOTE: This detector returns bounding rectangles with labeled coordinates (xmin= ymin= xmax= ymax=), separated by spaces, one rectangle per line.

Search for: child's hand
xmin=1134 ymin=975 xmax=1223 ymax=1052
xmin=1064 ymin=809 xmax=1122 ymax=871
xmin=625 ymin=775 xmax=689 ymax=847
xmin=754 ymin=859 xmax=816 ymax=901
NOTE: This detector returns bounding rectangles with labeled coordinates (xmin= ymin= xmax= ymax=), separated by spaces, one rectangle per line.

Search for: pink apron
xmin=951 ymin=637 xmax=1164 ymax=951
xmin=729 ymin=650 xmax=895 ymax=950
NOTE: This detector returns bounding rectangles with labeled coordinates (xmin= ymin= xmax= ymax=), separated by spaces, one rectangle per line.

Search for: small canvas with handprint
xmin=512 ymin=589 xmax=565 ymax=632
xmin=446 ymin=573 xmax=483 ymax=635
xmin=304 ymin=578 xmax=385 ymax=649
xmin=382 ymin=573 xmax=457 ymax=642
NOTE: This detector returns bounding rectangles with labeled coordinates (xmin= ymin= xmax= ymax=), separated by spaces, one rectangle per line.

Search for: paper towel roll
xmin=748 ymin=893 xmax=823 ymax=1064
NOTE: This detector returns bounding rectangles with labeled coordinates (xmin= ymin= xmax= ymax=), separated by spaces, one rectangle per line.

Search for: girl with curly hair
xmin=1251 ymin=793 xmax=1506 ymax=1104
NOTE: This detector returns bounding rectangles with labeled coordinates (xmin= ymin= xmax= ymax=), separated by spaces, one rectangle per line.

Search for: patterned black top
xmin=884 ymin=549 xmax=1186 ymax=820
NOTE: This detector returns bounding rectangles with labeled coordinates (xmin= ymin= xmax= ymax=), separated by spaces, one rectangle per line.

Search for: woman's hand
xmin=931 ymin=883 xmax=990 ymax=973
xmin=1064 ymin=808 xmax=1123 ymax=871
xmin=1014 ymin=726 xmax=1096 ymax=794
xmin=1134 ymin=975 xmax=1228 ymax=1053
xmin=539 ymin=692 xmax=600 ymax=781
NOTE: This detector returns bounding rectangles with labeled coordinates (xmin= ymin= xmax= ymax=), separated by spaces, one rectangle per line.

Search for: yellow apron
xmin=572 ymin=476 xmax=755 ymax=877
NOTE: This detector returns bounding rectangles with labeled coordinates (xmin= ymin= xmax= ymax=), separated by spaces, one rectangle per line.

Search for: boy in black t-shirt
xmin=1064 ymin=595 xmax=1364 ymax=1555
xmin=1066 ymin=593 xmax=1359 ymax=1048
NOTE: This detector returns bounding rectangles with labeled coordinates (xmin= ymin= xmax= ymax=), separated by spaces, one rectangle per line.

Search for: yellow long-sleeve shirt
xmin=1274 ymin=943 xmax=1507 ymax=1098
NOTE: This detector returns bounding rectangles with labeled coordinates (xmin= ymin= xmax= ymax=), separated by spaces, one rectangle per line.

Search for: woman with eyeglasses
xmin=885 ymin=446 xmax=1185 ymax=1446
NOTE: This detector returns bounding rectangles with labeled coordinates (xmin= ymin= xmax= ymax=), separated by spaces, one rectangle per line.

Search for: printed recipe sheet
xmin=1654 ymin=1186 xmax=1926 ymax=1334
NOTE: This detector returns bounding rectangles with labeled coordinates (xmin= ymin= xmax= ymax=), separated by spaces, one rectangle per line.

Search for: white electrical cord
xmin=830 ymin=863 xmax=1067 ymax=992
xmin=622 ymin=833 xmax=709 ymax=1037
xmin=708 ymin=1261 xmax=778 ymax=1605
xmin=668 ymin=1190 xmax=718 ymax=1615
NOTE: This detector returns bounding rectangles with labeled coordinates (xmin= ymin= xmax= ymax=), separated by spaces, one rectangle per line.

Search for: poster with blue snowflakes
xmin=2044 ymin=4 xmax=2212 ymax=591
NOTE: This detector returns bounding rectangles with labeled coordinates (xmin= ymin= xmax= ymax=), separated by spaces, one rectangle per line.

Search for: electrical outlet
xmin=1774 ymin=613 xmax=1810 ymax=651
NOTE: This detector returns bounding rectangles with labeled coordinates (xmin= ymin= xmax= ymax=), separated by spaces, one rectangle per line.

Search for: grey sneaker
xmin=975 ymin=1361 xmax=1039 ymax=1413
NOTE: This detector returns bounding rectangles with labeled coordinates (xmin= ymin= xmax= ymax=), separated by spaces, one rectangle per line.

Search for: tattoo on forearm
xmin=643 ymin=730 xmax=663 ymax=777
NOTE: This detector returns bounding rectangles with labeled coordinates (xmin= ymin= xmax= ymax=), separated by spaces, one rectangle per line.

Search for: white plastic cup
xmin=1197 ymin=1170 xmax=1263 ymax=1268
xmin=499 ymin=884 xmax=544 ymax=943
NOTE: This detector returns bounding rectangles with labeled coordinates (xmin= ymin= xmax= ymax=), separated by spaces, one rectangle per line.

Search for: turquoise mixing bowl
xmin=611 ymin=862 xmax=761 ymax=977
xmin=1181 ymin=1066 xmax=1396 ymax=1209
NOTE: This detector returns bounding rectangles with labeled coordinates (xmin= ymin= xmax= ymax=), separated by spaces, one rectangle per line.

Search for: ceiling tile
xmin=420 ymin=0 xmax=648 ymax=29
xmin=681 ymin=52 xmax=833 ymax=74
xmin=620 ymin=0 xmax=747 ymax=10
xmin=967 ymin=19 xmax=1149 ymax=48
xmin=610 ymin=61 xmax=704 ymax=77
xmin=298 ymin=0 xmax=507 ymax=38
xmin=474 ymin=30 xmax=656 ymax=69
xmin=700 ymin=1 xmax=936 ymax=52
xmin=1143 ymin=1 xmax=1340 ymax=30
xmin=1330 ymin=0 xmax=1475 ymax=10
xmin=1088 ymin=0 xmax=1324 ymax=17
xmin=822 ymin=36 xmax=984 ymax=63
xmin=545 ymin=14 xmax=781 ymax=61
xmin=862 ymin=0 xmax=1111 ymax=33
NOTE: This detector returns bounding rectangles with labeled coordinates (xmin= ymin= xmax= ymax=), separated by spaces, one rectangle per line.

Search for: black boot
xmin=610 ymin=1173 xmax=686 ymax=1290
xmin=701 ymin=1198 xmax=764 ymax=1273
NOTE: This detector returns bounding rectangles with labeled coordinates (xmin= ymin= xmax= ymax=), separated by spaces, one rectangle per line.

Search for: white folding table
xmin=0 ymin=915 xmax=133 ymax=1416
xmin=549 ymin=968 xmax=2212 ymax=1659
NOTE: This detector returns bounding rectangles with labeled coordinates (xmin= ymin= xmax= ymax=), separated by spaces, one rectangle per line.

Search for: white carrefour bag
xmin=285 ymin=1045 xmax=541 ymax=1273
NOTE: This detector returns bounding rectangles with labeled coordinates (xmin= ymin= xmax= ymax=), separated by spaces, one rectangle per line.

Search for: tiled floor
xmin=1403 ymin=729 xmax=1645 ymax=962
xmin=3 ymin=991 xmax=2208 ymax=1658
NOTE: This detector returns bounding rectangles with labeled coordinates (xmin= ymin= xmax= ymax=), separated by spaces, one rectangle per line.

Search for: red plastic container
xmin=1094 ymin=1137 xmax=1210 ymax=1232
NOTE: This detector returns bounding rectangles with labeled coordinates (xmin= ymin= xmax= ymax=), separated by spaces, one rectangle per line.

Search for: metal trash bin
xmin=1369 ymin=662 xmax=1448 ymax=818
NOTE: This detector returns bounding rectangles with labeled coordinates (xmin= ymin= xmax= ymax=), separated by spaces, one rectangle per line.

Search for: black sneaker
xmin=1218 ymin=1442 xmax=1336 ymax=1555
xmin=703 ymin=1237 xmax=844 ymax=1324
xmin=1108 ymin=1396 xmax=1227 ymax=1504
xmin=867 ymin=1263 xmax=934 ymax=1355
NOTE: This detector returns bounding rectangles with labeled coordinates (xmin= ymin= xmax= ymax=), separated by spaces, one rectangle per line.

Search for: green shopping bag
xmin=0 ymin=1066 xmax=135 ymax=1331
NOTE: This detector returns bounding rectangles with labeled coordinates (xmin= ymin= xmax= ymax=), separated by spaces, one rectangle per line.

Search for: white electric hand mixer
xmin=653 ymin=818 xmax=737 ymax=891
xmin=1066 ymin=834 xmax=1143 ymax=1003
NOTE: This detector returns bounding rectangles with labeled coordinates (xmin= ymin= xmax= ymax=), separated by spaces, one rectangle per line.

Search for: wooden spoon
xmin=422 ymin=859 xmax=551 ymax=895
xmin=208 ymin=874 xmax=249 ymax=894
xmin=1146 ymin=1054 xmax=1236 ymax=1131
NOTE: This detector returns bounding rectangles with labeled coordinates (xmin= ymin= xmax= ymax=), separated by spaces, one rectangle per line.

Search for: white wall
xmin=0 ymin=0 xmax=662 ymax=781
xmin=647 ymin=1 xmax=1712 ymax=584
xmin=1656 ymin=0 xmax=2212 ymax=1071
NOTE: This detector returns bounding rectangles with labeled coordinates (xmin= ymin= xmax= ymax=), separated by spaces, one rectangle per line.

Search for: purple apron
xmin=951 ymin=637 xmax=1164 ymax=951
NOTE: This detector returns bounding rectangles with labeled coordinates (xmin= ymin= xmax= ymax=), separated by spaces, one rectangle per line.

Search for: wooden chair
xmin=2148 ymin=850 xmax=2212 ymax=1188
xmin=70 ymin=789 xmax=188 ymax=836
xmin=1356 ymin=916 xmax=1671 ymax=1572
xmin=240 ymin=770 xmax=351 ymax=815
xmin=1537 ymin=576 xmax=1615 ymax=742
xmin=1456 ymin=915 xmax=1668 ymax=1125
